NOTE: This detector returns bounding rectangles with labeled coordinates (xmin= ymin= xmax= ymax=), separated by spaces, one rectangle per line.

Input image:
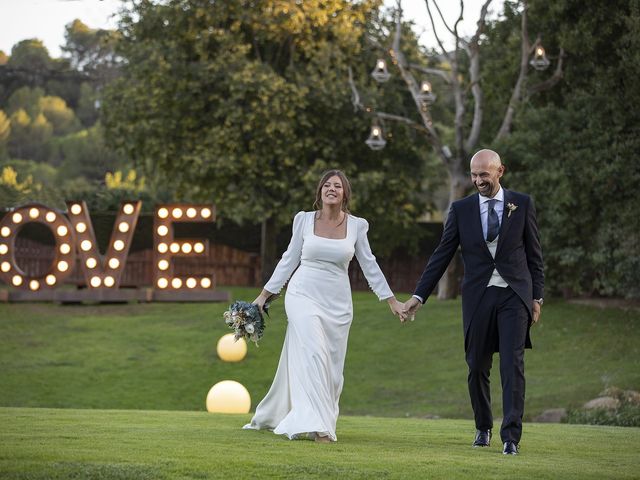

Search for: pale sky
xmin=0 ymin=0 xmax=504 ymax=58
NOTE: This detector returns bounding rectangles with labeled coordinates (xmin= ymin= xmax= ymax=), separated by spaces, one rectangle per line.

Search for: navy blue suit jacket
xmin=413 ymin=189 xmax=544 ymax=348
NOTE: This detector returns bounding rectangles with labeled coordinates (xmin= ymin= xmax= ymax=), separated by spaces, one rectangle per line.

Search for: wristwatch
xmin=533 ymin=298 xmax=544 ymax=306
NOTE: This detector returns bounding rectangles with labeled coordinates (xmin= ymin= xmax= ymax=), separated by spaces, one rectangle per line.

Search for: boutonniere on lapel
xmin=506 ymin=202 xmax=518 ymax=218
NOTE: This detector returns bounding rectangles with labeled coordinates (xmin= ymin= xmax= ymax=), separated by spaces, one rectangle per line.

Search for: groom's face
xmin=470 ymin=158 xmax=504 ymax=197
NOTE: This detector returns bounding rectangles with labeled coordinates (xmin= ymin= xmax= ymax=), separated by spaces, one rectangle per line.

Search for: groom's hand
xmin=532 ymin=301 xmax=541 ymax=324
xmin=403 ymin=297 xmax=422 ymax=321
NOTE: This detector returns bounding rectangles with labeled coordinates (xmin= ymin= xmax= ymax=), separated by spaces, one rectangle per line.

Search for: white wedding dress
xmin=243 ymin=211 xmax=393 ymax=441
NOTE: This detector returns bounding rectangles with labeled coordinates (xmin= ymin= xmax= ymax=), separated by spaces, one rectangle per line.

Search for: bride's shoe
xmin=314 ymin=434 xmax=333 ymax=443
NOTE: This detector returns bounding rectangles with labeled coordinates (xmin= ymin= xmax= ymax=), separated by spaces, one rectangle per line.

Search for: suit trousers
xmin=465 ymin=286 xmax=529 ymax=443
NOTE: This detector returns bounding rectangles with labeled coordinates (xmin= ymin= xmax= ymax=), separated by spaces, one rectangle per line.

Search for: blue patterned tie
xmin=486 ymin=199 xmax=499 ymax=242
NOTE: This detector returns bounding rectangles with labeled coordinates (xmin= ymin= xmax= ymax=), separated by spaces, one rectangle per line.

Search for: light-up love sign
xmin=0 ymin=201 xmax=226 ymax=302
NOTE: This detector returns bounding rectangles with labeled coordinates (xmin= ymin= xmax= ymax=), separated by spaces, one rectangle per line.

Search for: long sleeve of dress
xmin=354 ymin=217 xmax=394 ymax=301
xmin=264 ymin=211 xmax=306 ymax=295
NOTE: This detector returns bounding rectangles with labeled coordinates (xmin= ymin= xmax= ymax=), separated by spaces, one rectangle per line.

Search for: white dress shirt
xmin=480 ymin=187 xmax=508 ymax=288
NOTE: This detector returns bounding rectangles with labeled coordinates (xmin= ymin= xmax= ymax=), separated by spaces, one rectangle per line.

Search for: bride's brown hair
xmin=313 ymin=169 xmax=351 ymax=213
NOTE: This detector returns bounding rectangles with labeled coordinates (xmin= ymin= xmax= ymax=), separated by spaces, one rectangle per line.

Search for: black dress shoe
xmin=472 ymin=429 xmax=491 ymax=447
xmin=503 ymin=441 xmax=519 ymax=455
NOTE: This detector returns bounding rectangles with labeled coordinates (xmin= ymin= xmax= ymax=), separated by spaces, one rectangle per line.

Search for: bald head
xmin=470 ymin=149 xmax=502 ymax=170
xmin=470 ymin=149 xmax=504 ymax=198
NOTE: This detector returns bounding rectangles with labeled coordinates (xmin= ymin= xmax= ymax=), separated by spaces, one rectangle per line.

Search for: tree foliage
xmin=488 ymin=0 xmax=640 ymax=298
xmin=103 ymin=0 xmax=431 ymax=256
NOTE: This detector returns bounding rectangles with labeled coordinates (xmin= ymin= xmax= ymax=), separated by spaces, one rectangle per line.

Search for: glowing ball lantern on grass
xmin=216 ymin=333 xmax=247 ymax=362
xmin=206 ymin=380 xmax=251 ymax=414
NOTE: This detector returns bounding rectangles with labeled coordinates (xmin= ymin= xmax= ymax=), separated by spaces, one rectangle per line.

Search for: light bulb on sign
xmin=90 ymin=276 xmax=102 ymax=287
xmin=181 ymin=243 xmax=193 ymax=254
xmin=172 ymin=208 xmax=183 ymax=219
xmin=45 ymin=212 xmax=56 ymax=222
xmin=187 ymin=208 xmax=197 ymax=218
xmin=201 ymin=277 xmax=212 ymax=289
xmin=157 ymin=225 xmax=169 ymax=236
xmin=57 ymin=261 xmax=69 ymax=272
xmin=114 ymin=240 xmax=125 ymax=251
xmin=86 ymin=258 xmax=97 ymax=269
xmin=0 ymin=244 xmax=8 ymax=255
xmin=201 ymin=208 xmax=212 ymax=219
xmin=123 ymin=204 xmax=134 ymax=215
xmin=170 ymin=243 xmax=180 ymax=253
xmin=186 ymin=277 xmax=197 ymax=289
xmin=59 ymin=243 xmax=71 ymax=254
xmin=158 ymin=243 xmax=168 ymax=253
xmin=12 ymin=275 xmax=23 ymax=286
xmin=1 ymin=227 xmax=11 ymax=237
xmin=104 ymin=276 xmax=115 ymax=287
xmin=194 ymin=242 xmax=205 ymax=254
xmin=76 ymin=222 xmax=87 ymax=233
xmin=29 ymin=208 xmax=39 ymax=219
xmin=70 ymin=204 xmax=82 ymax=215
xmin=118 ymin=222 xmax=129 ymax=233
xmin=81 ymin=240 xmax=92 ymax=251
xmin=158 ymin=207 xmax=169 ymax=219
xmin=56 ymin=226 xmax=68 ymax=236
xmin=45 ymin=274 xmax=56 ymax=286
xmin=157 ymin=278 xmax=168 ymax=289
xmin=108 ymin=258 xmax=120 ymax=269
xmin=29 ymin=280 xmax=39 ymax=291
xmin=1 ymin=261 xmax=10 ymax=272
xmin=12 ymin=213 xmax=23 ymax=223
xmin=171 ymin=278 xmax=182 ymax=289
xmin=158 ymin=260 xmax=169 ymax=270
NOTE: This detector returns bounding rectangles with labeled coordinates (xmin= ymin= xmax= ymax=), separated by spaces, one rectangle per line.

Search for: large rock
xmin=533 ymin=408 xmax=567 ymax=423
xmin=583 ymin=396 xmax=620 ymax=410
xmin=623 ymin=390 xmax=640 ymax=405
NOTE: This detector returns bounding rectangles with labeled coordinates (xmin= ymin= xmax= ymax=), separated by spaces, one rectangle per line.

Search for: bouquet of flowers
xmin=223 ymin=295 xmax=277 ymax=346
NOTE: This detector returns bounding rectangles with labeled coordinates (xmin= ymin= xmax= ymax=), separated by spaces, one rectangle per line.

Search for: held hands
xmin=402 ymin=297 xmax=422 ymax=322
xmin=387 ymin=297 xmax=408 ymax=323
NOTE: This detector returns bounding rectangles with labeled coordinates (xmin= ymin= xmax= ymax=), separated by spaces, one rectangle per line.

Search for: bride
xmin=243 ymin=169 xmax=406 ymax=443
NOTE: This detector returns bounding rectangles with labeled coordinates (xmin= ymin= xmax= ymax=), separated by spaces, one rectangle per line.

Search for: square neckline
xmin=311 ymin=211 xmax=349 ymax=240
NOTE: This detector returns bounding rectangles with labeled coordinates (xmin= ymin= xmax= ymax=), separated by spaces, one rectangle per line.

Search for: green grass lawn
xmin=1 ymin=287 xmax=638 ymax=419
xmin=1 ymin=407 xmax=638 ymax=479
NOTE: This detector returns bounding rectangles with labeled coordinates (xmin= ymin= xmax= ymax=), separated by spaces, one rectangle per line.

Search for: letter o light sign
xmin=0 ymin=203 xmax=76 ymax=290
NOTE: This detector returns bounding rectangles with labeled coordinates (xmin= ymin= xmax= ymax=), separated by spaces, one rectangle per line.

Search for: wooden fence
xmin=4 ymin=237 xmax=433 ymax=293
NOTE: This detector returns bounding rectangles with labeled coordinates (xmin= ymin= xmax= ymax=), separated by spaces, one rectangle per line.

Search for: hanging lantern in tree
xmin=365 ymin=123 xmax=387 ymax=150
xmin=371 ymin=59 xmax=391 ymax=83
xmin=417 ymin=80 xmax=436 ymax=105
xmin=529 ymin=45 xmax=550 ymax=71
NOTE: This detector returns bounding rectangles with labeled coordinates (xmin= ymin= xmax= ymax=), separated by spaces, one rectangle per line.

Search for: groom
xmin=404 ymin=149 xmax=544 ymax=455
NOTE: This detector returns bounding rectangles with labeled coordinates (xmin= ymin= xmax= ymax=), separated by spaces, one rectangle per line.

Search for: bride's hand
xmin=253 ymin=296 xmax=266 ymax=312
xmin=253 ymin=289 xmax=273 ymax=313
xmin=387 ymin=297 xmax=408 ymax=323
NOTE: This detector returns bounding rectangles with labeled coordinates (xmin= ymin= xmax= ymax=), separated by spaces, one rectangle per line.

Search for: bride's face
xmin=321 ymin=175 xmax=344 ymax=207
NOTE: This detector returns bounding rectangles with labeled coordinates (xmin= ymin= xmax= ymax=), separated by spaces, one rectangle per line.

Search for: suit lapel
xmin=496 ymin=188 xmax=514 ymax=255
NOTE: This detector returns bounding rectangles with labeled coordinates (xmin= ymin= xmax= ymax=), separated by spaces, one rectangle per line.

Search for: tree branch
xmin=392 ymin=2 xmax=444 ymax=150
xmin=409 ymin=63 xmax=452 ymax=84
xmin=424 ymin=0 xmax=451 ymax=61
xmin=431 ymin=0 xmax=456 ymax=37
xmin=494 ymin=0 xmax=530 ymax=142
xmin=464 ymin=0 xmax=492 ymax=152
xmin=469 ymin=0 xmax=493 ymax=46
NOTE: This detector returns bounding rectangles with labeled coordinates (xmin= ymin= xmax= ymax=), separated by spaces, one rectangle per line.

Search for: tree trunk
xmin=437 ymin=168 xmax=470 ymax=300
xmin=260 ymin=216 xmax=279 ymax=285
